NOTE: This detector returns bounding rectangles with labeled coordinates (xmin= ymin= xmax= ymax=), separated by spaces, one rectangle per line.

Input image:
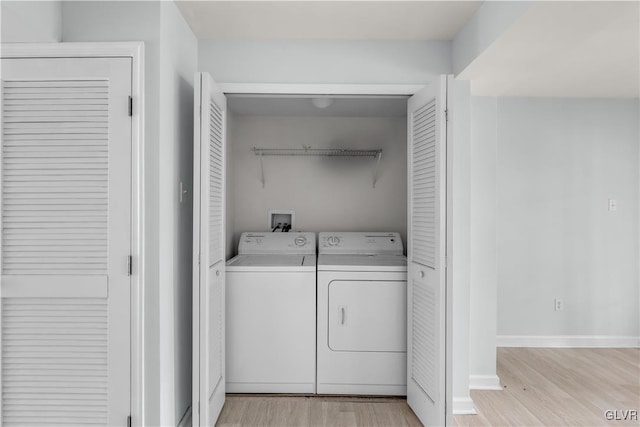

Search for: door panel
xmin=193 ymin=72 xmax=226 ymax=427
xmin=328 ymin=280 xmax=406 ymax=352
xmin=407 ymin=76 xmax=447 ymax=426
xmin=0 ymin=58 xmax=132 ymax=426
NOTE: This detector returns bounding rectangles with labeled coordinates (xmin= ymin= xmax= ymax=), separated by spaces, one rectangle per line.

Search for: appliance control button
xmin=294 ymin=236 xmax=307 ymax=246
xmin=327 ymin=236 xmax=340 ymax=246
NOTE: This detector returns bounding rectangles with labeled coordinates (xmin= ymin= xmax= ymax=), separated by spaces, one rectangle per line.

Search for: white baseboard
xmin=497 ymin=335 xmax=640 ymax=348
xmin=177 ymin=406 xmax=191 ymax=427
xmin=469 ymin=374 xmax=502 ymax=390
xmin=452 ymin=397 xmax=477 ymax=415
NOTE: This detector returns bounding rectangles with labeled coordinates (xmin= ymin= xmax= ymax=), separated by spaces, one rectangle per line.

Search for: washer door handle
xmin=420 ymin=270 xmax=425 ymax=278
xmin=340 ymin=306 xmax=346 ymax=325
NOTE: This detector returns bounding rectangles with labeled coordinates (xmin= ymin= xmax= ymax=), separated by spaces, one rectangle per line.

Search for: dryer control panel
xmin=238 ymin=232 xmax=316 ymax=255
xmin=319 ymin=232 xmax=403 ymax=255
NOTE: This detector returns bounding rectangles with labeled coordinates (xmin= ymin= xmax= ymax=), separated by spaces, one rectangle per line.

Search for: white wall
xmin=158 ymin=2 xmax=198 ymax=425
xmin=228 ymin=115 xmax=407 ymax=252
xmin=496 ymin=98 xmax=640 ymax=340
xmin=62 ymin=1 xmax=198 ymax=425
xmin=199 ymin=40 xmax=451 ymax=84
xmin=447 ymin=80 xmax=474 ymax=414
xmin=1 ymin=1 xmax=61 ymax=42
xmin=468 ymin=97 xmax=499 ymax=387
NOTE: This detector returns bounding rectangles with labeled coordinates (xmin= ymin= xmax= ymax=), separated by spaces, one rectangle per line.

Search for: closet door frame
xmin=1 ymin=43 xmax=145 ymax=427
xmin=220 ymin=80 xmax=456 ymax=425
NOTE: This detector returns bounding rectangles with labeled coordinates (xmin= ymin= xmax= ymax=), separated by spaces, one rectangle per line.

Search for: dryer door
xmin=329 ymin=280 xmax=407 ymax=352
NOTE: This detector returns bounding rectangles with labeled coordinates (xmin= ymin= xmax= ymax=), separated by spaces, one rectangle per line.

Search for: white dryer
xmin=317 ymin=232 xmax=407 ymax=395
xmin=226 ymin=232 xmax=316 ymax=393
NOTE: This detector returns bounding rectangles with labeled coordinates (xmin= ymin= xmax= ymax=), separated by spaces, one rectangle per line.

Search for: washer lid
xmin=318 ymin=254 xmax=406 ymax=271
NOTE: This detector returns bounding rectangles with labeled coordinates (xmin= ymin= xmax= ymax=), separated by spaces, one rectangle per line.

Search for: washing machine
xmin=317 ymin=232 xmax=407 ymax=395
xmin=226 ymin=232 xmax=316 ymax=393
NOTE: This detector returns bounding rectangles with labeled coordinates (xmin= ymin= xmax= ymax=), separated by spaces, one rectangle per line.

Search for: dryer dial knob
xmin=327 ymin=236 xmax=340 ymax=246
xmin=294 ymin=236 xmax=307 ymax=246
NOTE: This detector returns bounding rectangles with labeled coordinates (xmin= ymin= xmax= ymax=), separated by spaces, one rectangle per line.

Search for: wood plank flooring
xmin=455 ymin=348 xmax=640 ymax=427
xmin=216 ymin=348 xmax=639 ymax=426
xmin=217 ymin=395 xmax=421 ymax=427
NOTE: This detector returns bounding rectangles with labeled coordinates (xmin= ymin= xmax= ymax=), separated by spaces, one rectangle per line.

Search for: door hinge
xmin=445 ymin=109 xmax=448 ymax=122
xmin=128 ymin=96 xmax=133 ymax=117
xmin=127 ymin=415 xmax=132 ymax=427
xmin=127 ymin=255 xmax=133 ymax=276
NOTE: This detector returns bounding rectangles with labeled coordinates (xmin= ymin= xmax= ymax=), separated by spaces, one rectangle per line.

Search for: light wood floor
xmin=217 ymin=348 xmax=639 ymax=426
xmin=455 ymin=347 xmax=640 ymax=427
xmin=217 ymin=395 xmax=421 ymax=426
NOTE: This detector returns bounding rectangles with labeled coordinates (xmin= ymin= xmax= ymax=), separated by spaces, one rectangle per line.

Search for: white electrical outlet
xmin=554 ymin=298 xmax=564 ymax=311
xmin=608 ymin=199 xmax=617 ymax=211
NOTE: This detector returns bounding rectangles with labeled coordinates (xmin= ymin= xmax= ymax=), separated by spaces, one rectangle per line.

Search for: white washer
xmin=226 ymin=232 xmax=316 ymax=393
xmin=317 ymin=232 xmax=407 ymax=395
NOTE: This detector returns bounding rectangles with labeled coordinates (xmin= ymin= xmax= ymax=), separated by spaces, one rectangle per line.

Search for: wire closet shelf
xmin=251 ymin=147 xmax=382 ymax=158
xmin=251 ymin=146 xmax=383 ymax=188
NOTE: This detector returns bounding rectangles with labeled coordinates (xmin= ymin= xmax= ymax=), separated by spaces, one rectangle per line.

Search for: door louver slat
xmin=411 ymin=99 xmax=437 ymax=269
xmin=411 ymin=280 xmax=437 ymax=403
xmin=2 ymin=80 xmax=109 ymax=276
xmin=2 ymin=298 xmax=108 ymax=426
xmin=208 ymin=99 xmax=224 ymax=266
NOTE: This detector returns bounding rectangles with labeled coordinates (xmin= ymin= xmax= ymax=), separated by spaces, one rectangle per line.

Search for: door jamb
xmin=1 ymin=42 xmax=146 ymax=427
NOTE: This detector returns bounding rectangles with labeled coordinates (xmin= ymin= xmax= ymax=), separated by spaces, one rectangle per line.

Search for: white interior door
xmin=0 ymin=57 xmax=132 ymax=426
xmin=407 ymin=76 xmax=448 ymax=426
xmin=192 ymin=72 xmax=226 ymax=427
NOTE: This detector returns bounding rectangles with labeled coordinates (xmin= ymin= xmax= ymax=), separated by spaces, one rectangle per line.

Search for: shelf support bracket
xmin=259 ymin=152 xmax=265 ymax=188
xmin=372 ymin=151 xmax=382 ymax=188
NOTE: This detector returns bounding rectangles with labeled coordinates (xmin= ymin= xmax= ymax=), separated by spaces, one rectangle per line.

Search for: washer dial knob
xmin=294 ymin=236 xmax=307 ymax=246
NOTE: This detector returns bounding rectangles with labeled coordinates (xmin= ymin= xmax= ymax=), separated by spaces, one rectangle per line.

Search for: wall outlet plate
xmin=554 ymin=298 xmax=564 ymax=311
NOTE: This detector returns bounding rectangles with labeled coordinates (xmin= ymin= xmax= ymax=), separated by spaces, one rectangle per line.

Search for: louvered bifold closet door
xmin=206 ymin=95 xmax=224 ymax=401
xmin=406 ymin=76 xmax=447 ymax=427
xmin=193 ymin=72 xmax=226 ymax=427
xmin=1 ymin=58 xmax=132 ymax=426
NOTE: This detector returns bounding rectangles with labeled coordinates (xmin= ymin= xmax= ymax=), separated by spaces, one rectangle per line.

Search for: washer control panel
xmin=319 ymin=232 xmax=403 ymax=255
xmin=238 ymin=232 xmax=316 ymax=255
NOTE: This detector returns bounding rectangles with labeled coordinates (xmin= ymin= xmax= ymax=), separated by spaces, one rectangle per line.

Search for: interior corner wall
xmin=496 ymin=98 xmax=640 ymax=340
xmin=1 ymin=0 xmax=62 ymax=43
xmin=469 ymin=97 xmax=498 ymax=384
xmin=448 ymin=79 xmax=473 ymax=412
xmin=198 ymin=40 xmax=451 ymax=84
xmin=61 ymin=1 xmax=164 ymax=425
xmin=158 ymin=2 xmax=198 ymax=425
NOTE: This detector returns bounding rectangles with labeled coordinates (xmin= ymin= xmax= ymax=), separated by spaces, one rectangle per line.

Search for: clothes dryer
xmin=226 ymin=232 xmax=316 ymax=393
xmin=317 ymin=232 xmax=407 ymax=395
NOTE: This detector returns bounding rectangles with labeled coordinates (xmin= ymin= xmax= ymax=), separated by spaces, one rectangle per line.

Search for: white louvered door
xmin=407 ymin=76 xmax=447 ymax=426
xmin=0 ymin=58 xmax=132 ymax=426
xmin=192 ymin=72 xmax=225 ymax=427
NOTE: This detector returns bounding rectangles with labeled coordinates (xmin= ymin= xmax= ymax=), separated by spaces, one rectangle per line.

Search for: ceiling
xmin=459 ymin=1 xmax=640 ymax=98
xmin=175 ymin=1 xmax=481 ymax=40
xmin=176 ymin=1 xmax=639 ymax=98
xmin=227 ymin=95 xmax=408 ymax=117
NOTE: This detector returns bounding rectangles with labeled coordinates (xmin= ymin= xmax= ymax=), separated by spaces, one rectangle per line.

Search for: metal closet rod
xmin=251 ymin=146 xmax=383 ymax=188
xmin=251 ymin=147 xmax=382 ymax=157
